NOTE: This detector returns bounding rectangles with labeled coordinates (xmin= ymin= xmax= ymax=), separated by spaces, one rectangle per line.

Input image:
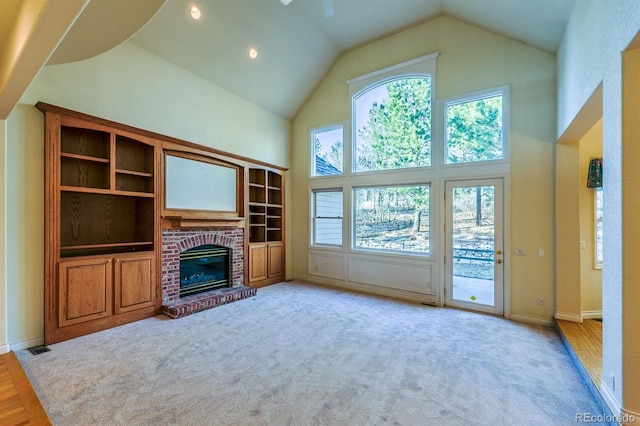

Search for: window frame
xmin=311 ymin=188 xmax=344 ymax=248
xmin=351 ymin=183 xmax=432 ymax=257
xmin=442 ymin=86 xmax=510 ymax=168
xmin=351 ymin=75 xmax=434 ymax=174
xmin=347 ymin=52 xmax=438 ymax=175
xmin=310 ymin=123 xmax=345 ymax=178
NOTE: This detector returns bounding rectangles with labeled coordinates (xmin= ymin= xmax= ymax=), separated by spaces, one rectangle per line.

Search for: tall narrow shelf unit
xmin=39 ymin=103 xmax=161 ymax=344
xmin=247 ymin=168 xmax=285 ymax=286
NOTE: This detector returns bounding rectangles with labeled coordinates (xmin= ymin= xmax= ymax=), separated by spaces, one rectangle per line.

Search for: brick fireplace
xmin=161 ymin=227 xmax=256 ymax=318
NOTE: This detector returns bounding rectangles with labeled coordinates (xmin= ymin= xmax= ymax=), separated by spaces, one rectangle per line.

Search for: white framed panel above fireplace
xmin=163 ymin=150 xmax=244 ymax=221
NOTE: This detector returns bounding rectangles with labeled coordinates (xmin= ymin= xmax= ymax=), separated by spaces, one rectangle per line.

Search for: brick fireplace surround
xmin=161 ymin=227 xmax=256 ymax=318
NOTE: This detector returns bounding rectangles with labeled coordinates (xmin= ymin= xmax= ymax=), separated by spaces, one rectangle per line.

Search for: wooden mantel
xmin=162 ymin=217 xmax=245 ymax=229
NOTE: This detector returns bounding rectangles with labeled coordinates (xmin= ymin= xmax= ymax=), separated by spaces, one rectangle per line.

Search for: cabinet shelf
xmin=61 ymin=152 xmax=109 ymax=163
xmin=115 ymin=135 xmax=154 ymax=175
xmin=249 ymin=168 xmax=266 ymax=186
xmin=60 ymin=186 xmax=155 ymax=198
xmin=116 ymin=169 xmax=153 ymax=178
xmin=268 ymin=171 xmax=282 ymax=188
xmin=60 ymin=192 xmax=154 ymax=249
xmin=61 ymin=241 xmax=154 ymax=250
xmin=250 ymin=214 xmax=266 ymax=225
xmin=60 ymin=126 xmax=110 ymax=159
xmin=60 ymin=244 xmax=154 ymax=259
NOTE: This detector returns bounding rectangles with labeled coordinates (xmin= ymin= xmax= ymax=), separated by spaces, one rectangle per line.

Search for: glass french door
xmin=444 ymin=179 xmax=504 ymax=315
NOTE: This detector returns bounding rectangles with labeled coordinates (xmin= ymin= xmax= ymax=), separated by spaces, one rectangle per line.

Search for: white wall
xmin=557 ymin=1 xmax=640 ymax=417
xmin=291 ymin=16 xmax=556 ymax=323
xmin=557 ymin=2 xmax=640 ymax=139
xmin=579 ymin=119 xmax=602 ymax=315
xmin=6 ymin=104 xmax=44 ymax=349
xmin=21 ymin=42 xmax=289 ymax=166
xmin=555 ymin=140 xmax=581 ymax=321
xmin=5 ymin=41 xmax=290 ymax=348
xmin=0 ymin=119 xmax=6 ymax=353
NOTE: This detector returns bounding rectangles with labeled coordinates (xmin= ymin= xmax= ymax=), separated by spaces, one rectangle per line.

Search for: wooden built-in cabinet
xmin=39 ymin=102 xmax=286 ymax=342
xmin=247 ymin=168 xmax=285 ymax=286
xmin=39 ymin=102 xmax=161 ymax=344
xmin=58 ymin=252 xmax=155 ymax=326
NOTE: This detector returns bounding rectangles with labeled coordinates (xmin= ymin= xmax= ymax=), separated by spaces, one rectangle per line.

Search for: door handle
xmin=496 ymin=250 xmax=502 ymax=255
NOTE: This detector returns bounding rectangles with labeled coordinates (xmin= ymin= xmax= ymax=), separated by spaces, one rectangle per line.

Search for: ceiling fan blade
xmin=322 ymin=0 xmax=334 ymax=17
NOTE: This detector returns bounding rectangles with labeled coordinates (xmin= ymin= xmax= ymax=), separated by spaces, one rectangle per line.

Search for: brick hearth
xmin=161 ymin=228 xmax=256 ymax=318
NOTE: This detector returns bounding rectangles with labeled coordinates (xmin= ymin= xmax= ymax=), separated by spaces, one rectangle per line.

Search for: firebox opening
xmin=179 ymin=244 xmax=230 ymax=297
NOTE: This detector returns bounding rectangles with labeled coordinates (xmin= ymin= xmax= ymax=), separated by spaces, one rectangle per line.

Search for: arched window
xmin=353 ymin=77 xmax=432 ymax=172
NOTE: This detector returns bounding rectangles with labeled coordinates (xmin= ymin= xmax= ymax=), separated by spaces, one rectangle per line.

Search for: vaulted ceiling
xmin=1 ymin=0 xmax=575 ymax=120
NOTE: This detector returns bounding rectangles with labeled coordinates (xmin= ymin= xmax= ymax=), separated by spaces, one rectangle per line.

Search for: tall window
xmin=445 ymin=92 xmax=505 ymax=164
xmin=595 ymin=186 xmax=603 ymax=268
xmin=354 ymin=185 xmax=430 ymax=254
xmin=312 ymin=126 xmax=343 ymax=177
xmin=313 ymin=190 xmax=343 ymax=246
xmin=353 ymin=77 xmax=432 ymax=172
xmin=311 ymin=54 xmax=439 ymax=258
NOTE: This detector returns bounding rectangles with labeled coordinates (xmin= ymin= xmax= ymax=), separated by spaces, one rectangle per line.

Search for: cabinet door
xmin=114 ymin=252 xmax=155 ymax=314
xmin=58 ymin=257 xmax=113 ymax=327
xmin=249 ymin=243 xmax=268 ymax=282
xmin=267 ymin=242 xmax=284 ymax=278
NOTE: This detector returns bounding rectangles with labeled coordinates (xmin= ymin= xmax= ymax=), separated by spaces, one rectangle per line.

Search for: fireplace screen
xmin=179 ymin=245 xmax=230 ymax=297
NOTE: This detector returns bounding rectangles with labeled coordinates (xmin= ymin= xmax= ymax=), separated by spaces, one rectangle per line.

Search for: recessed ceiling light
xmin=190 ymin=5 xmax=201 ymax=20
xmin=249 ymin=48 xmax=258 ymax=59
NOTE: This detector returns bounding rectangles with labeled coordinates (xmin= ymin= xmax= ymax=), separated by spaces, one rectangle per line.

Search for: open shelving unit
xmin=39 ymin=102 xmax=161 ymax=344
xmin=57 ymin=126 xmax=157 ymax=257
xmin=248 ymin=168 xmax=284 ymax=286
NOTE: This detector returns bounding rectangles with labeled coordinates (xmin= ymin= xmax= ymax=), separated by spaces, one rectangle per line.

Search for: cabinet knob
xmin=115 ymin=259 xmax=120 ymax=262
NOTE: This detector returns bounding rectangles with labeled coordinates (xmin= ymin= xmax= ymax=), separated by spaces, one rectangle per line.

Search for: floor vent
xmin=28 ymin=345 xmax=51 ymax=355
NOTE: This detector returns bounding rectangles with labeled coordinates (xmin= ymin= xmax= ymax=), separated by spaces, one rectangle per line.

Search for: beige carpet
xmin=17 ymin=282 xmax=605 ymax=425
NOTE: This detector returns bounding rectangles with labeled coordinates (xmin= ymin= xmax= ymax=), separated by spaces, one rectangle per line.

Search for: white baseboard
xmin=554 ymin=311 xmax=583 ymax=323
xmin=592 ymin=383 xmax=640 ymax=425
xmin=9 ymin=337 xmax=44 ymax=352
xmin=0 ymin=342 xmax=8 ymax=354
xmin=582 ymin=310 xmax=603 ymax=320
xmin=291 ymin=273 xmax=309 ymax=282
xmin=600 ymin=382 xmax=621 ymax=416
xmin=509 ymin=313 xmax=554 ymax=327
xmin=304 ymin=276 xmax=438 ymax=305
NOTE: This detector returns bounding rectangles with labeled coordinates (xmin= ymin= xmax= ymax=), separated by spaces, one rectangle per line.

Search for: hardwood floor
xmin=556 ymin=319 xmax=603 ymax=386
xmin=0 ymin=352 xmax=51 ymax=426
